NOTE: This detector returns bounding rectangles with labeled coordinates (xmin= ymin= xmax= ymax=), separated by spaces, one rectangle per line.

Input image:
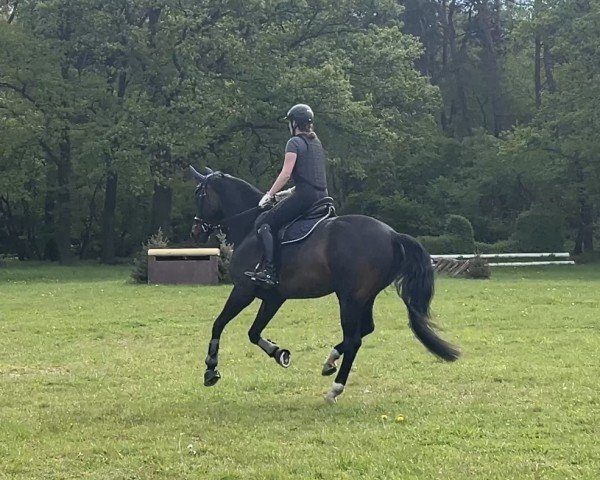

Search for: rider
xmin=246 ymin=103 xmax=328 ymax=287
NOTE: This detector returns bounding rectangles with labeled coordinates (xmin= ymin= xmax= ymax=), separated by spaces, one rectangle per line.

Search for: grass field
xmin=1 ymin=262 xmax=599 ymax=479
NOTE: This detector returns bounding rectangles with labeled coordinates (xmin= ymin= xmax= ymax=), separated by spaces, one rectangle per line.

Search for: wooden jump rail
xmin=147 ymin=248 xmax=220 ymax=257
xmin=147 ymin=248 xmax=220 ymax=284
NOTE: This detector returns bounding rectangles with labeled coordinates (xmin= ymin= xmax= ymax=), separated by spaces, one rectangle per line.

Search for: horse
xmin=190 ymin=166 xmax=460 ymax=403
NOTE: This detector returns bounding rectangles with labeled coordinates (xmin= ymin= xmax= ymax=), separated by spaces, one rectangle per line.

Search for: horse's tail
xmin=392 ymin=233 xmax=460 ymax=362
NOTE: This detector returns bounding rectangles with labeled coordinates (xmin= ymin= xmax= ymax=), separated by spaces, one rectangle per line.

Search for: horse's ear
xmin=189 ymin=165 xmax=205 ymax=182
xmin=205 ymin=166 xmax=214 ymax=174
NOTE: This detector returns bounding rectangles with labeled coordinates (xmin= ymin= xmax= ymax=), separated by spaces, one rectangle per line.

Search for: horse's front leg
xmin=248 ymin=297 xmax=289 ymax=368
xmin=204 ymin=286 xmax=254 ymax=386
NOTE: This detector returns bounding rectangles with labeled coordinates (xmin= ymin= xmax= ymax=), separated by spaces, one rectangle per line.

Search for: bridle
xmin=193 ymin=172 xmax=260 ymax=236
xmin=193 ymin=172 xmax=222 ymax=235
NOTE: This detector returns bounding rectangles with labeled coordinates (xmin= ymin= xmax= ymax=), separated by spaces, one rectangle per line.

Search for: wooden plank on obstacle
xmin=433 ymin=258 xmax=471 ymax=277
xmin=147 ymin=248 xmax=220 ymax=284
xmin=148 ymin=248 xmax=220 ymax=257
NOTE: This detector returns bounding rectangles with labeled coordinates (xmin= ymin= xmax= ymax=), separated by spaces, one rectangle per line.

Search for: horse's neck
xmin=218 ymin=179 xmax=262 ymax=246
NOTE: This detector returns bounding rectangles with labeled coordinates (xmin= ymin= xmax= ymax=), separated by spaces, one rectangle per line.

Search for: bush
xmin=419 ymin=215 xmax=477 ymax=254
xmin=377 ymin=194 xmax=439 ymax=236
xmin=418 ymin=235 xmax=459 ymax=255
xmin=572 ymin=251 xmax=600 ymax=264
xmin=466 ymin=255 xmax=491 ymax=279
xmin=342 ymin=192 xmax=439 ymax=237
xmin=515 ymin=210 xmax=565 ymax=252
xmin=475 ymin=239 xmax=519 ymax=254
xmin=215 ymin=233 xmax=234 ymax=283
xmin=131 ymin=229 xmax=169 ymax=284
xmin=444 ymin=215 xmax=475 ymax=253
xmin=445 ymin=215 xmax=474 ymax=241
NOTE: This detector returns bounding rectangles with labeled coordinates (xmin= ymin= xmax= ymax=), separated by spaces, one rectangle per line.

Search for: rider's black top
xmin=256 ymin=134 xmax=327 ymax=232
xmin=285 ymin=134 xmax=328 ymax=191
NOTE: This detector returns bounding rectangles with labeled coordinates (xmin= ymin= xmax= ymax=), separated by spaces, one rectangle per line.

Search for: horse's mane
xmin=222 ymin=174 xmax=262 ymax=196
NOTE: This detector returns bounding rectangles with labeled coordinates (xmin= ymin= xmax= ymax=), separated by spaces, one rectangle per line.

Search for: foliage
xmin=1 ymin=0 xmax=599 ymax=259
xmin=445 ymin=214 xmax=475 ymax=247
xmin=418 ymin=214 xmax=475 ymax=254
xmin=216 ymin=232 xmax=233 ymax=284
xmin=515 ymin=209 xmax=565 ymax=252
xmin=130 ymin=228 xmax=169 ymax=284
xmin=475 ymin=239 xmax=519 ymax=254
xmin=466 ymin=255 xmax=492 ymax=279
xmin=342 ymin=192 xmax=439 ymax=237
xmin=418 ymin=234 xmax=457 ymax=255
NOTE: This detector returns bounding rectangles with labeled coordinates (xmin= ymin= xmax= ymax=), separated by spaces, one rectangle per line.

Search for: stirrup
xmin=245 ymin=268 xmax=278 ymax=287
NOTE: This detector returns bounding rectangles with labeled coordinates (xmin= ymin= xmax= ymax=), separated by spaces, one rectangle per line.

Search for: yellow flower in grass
xmin=395 ymin=415 xmax=405 ymax=423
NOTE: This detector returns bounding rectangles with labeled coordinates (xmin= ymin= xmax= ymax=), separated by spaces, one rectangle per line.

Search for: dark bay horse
xmin=191 ymin=167 xmax=460 ymax=402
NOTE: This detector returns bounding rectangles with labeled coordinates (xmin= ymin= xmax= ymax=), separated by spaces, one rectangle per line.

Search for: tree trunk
xmin=448 ymin=1 xmax=471 ymax=136
xmin=100 ymin=68 xmax=128 ymax=263
xmin=151 ymin=183 xmax=172 ymax=236
xmin=54 ymin=133 xmax=75 ymax=264
xmin=542 ymin=41 xmax=557 ymax=94
xmin=573 ymin=158 xmax=595 ymax=254
xmin=476 ymin=2 xmax=506 ymax=135
xmin=43 ymin=175 xmax=59 ymax=261
xmin=21 ymin=200 xmax=40 ymax=260
xmin=535 ymin=34 xmax=542 ymax=108
xmin=574 ymin=198 xmax=594 ymax=255
xmin=100 ymin=172 xmax=118 ymax=263
xmin=0 ymin=196 xmax=20 ymax=258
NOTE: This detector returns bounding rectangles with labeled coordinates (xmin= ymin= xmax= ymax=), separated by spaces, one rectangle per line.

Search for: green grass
xmin=1 ymin=261 xmax=599 ymax=479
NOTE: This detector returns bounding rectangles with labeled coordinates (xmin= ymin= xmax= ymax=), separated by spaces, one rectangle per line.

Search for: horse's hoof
xmin=324 ymin=382 xmax=344 ymax=404
xmin=321 ymin=363 xmax=337 ymax=376
xmin=204 ymin=369 xmax=221 ymax=387
xmin=274 ymin=349 xmax=291 ymax=368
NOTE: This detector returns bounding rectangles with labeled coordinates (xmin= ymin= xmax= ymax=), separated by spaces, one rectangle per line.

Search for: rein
xmin=194 ymin=206 xmax=261 ymax=233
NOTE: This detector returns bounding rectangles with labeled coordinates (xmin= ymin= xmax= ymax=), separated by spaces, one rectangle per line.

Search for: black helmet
xmin=285 ymin=104 xmax=314 ymax=126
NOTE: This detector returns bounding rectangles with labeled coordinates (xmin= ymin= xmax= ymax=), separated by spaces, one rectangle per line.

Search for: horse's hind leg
xmin=322 ymin=298 xmax=375 ymax=376
xmin=325 ymin=296 xmax=366 ymax=403
xmin=204 ymin=286 xmax=254 ymax=387
xmin=248 ymin=296 xmax=290 ymax=368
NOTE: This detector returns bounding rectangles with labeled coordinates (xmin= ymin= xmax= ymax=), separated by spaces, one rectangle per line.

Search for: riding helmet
xmin=285 ymin=104 xmax=314 ymax=126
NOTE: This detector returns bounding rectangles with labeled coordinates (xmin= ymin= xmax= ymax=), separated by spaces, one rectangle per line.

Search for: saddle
xmin=279 ymin=197 xmax=336 ymax=245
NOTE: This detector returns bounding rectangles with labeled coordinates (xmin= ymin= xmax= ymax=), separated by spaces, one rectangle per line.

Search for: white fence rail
xmin=431 ymin=252 xmax=574 ymax=267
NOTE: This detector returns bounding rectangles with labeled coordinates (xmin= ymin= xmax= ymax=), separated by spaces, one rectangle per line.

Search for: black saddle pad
xmin=279 ymin=199 xmax=335 ymax=245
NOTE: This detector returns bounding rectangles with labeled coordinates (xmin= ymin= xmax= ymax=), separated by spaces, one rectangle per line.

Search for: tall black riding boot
xmin=245 ymin=224 xmax=278 ymax=287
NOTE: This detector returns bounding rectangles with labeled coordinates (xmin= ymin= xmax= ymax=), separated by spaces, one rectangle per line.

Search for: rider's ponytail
xmin=297 ymin=123 xmax=316 ymax=140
